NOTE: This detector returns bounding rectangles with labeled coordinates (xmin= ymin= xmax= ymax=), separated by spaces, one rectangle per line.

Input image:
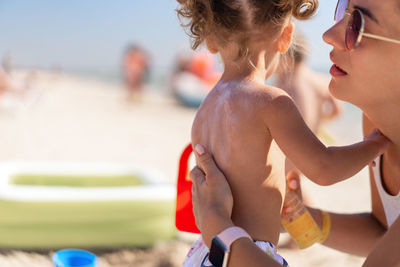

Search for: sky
xmin=0 ymin=1 xmax=338 ymax=75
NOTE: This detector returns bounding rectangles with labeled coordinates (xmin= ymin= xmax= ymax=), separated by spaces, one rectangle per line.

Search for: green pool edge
xmin=0 ymin=199 xmax=177 ymax=249
xmin=9 ymin=174 xmax=144 ymax=187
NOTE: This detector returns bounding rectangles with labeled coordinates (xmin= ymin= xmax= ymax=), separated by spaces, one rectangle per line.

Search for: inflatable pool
xmin=0 ymin=162 xmax=176 ymax=249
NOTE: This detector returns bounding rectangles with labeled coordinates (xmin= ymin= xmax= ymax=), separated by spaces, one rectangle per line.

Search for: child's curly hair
xmin=176 ymin=0 xmax=318 ymax=59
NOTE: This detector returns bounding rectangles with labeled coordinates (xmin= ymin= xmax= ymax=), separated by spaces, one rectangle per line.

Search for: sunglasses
xmin=334 ymin=0 xmax=400 ymax=50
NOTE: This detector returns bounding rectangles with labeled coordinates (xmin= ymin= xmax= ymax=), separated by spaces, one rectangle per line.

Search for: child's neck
xmin=220 ymin=65 xmax=265 ymax=85
xmin=220 ymin=51 xmax=278 ymax=85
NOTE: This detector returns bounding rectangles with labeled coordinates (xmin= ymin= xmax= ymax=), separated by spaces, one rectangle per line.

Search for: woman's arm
xmin=309 ymin=208 xmax=385 ymax=256
xmin=284 ymin=172 xmax=386 ymax=257
xmin=363 ymin=215 xmax=400 ymax=266
xmin=191 ymin=144 xmax=282 ymax=267
xmin=264 ymin=93 xmax=389 ymax=185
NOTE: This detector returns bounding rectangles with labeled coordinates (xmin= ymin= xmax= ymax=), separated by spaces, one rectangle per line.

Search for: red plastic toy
xmin=175 ymin=144 xmax=201 ymax=233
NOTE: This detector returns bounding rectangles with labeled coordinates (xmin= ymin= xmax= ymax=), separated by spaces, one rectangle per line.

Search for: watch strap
xmin=216 ymin=226 xmax=252 ymax=251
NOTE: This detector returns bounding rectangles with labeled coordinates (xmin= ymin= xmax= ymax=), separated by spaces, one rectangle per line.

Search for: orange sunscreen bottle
xmin=281 ymin=190 xmax=322 ymax=248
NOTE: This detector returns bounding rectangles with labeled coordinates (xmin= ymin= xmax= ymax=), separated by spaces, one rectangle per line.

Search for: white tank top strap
xmin=371 ymin=156 xmax=400 ymax=227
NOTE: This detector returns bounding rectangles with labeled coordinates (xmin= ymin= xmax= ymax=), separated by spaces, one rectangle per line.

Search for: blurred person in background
xmin=0 ymin=62 xmax=37 ymax=107
xmin=0 ymin=67 xmax=10 ymax=98
xmin=169 ymin=51 xmax=192 ymax=92
xmin=169 ymin=51 xmax=221 ymax=108
xmin=2 ymin=53 xmax=13 ymax=74
xmin=123 ymin=44 xmax=150 ymax=101
xmin=276 ymin=32 xmax=342 ymax=136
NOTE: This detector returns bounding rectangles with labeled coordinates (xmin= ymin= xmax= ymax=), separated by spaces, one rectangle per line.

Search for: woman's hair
xmin=176 ymin=0 xmax=318 ymax=59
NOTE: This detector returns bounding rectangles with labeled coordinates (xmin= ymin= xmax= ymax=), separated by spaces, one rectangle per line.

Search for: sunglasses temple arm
xmin=363 ymin=33 xmax=400 ymax=45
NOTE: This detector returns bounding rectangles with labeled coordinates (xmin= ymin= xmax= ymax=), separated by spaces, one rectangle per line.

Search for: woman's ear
xmin=277 ymin=22 xmax=294 ymax=54
xmin=205 ymin=35 xmax=219 ymax=54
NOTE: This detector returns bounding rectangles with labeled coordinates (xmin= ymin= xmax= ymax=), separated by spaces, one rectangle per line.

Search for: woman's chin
xmin=328 ymin=80 xmax=345 ymax=100
xmin=329 ymin=81 xmax=362 ymax=106
xmin=329 ymin=83 xmax=359 ymax=107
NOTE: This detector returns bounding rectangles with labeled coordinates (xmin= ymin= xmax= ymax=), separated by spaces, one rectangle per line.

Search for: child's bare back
xmin=192 ymin=80 xmax=288 ymax=244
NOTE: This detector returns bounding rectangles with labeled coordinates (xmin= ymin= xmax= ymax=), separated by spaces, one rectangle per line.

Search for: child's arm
xmin=264 ymin=94 xmax=389 ymax=186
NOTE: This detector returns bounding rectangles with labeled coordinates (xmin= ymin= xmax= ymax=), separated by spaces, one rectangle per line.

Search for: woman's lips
xmin=330 ymin=64 xmax=348 ymax=77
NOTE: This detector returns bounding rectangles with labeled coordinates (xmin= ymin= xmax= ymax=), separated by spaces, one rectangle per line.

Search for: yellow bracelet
xmin=319 ymin=210 xmax=331 ymax=243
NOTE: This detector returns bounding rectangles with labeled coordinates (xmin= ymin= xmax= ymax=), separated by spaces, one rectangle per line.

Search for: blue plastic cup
xmin=52 ymin=249 xmax=98 ymax=267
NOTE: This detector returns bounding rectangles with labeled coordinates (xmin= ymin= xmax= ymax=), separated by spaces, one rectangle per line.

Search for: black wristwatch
xmin=208 ymin=227 xmax=252 ymax=267
xmin=209 ymin=236 xmax=229 ymax=267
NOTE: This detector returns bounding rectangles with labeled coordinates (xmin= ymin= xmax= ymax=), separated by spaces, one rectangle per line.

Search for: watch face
xmin=209 ymin=237 xmax=229 ymax=267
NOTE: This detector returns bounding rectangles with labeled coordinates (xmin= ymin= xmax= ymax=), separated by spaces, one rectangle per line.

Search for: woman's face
xmin=323 ymin=0 xmax=400 ymax=108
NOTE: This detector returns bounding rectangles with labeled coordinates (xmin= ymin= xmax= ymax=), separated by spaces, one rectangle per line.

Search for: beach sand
xmin=0 ymin=70 xmax=368 ymax=266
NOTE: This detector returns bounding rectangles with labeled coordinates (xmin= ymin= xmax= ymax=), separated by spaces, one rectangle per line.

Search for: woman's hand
xmin=190 ymin=144 xmax=234 ymax=247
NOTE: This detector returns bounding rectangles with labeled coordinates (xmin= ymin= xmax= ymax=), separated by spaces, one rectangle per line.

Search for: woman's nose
xmin=323 ymin=19 xmax=347 ymax=50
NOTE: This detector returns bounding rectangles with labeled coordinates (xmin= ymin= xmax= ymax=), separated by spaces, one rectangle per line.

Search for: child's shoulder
xmin=245 ymin=83 xmax=291 ymax=106
xmin=247 ymin=84 xmax=299 ymax=119
xmin=253 ymin=83 xmax=289 ymax=97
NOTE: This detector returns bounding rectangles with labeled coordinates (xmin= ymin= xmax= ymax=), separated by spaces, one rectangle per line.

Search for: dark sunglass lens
xmin=346 ymin=10 xmax=362 ymax=50
xmin=353 ymin=10 xmax=362 ymax=32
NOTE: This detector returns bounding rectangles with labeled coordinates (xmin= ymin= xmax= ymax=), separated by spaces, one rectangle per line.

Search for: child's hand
xmin=364 ymin=129 xmax=391 ymax=164
xmin=286 ymin=171 xmax=302 ymax=199
xmin=281 ymin=171 xmax=302 ymax=217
